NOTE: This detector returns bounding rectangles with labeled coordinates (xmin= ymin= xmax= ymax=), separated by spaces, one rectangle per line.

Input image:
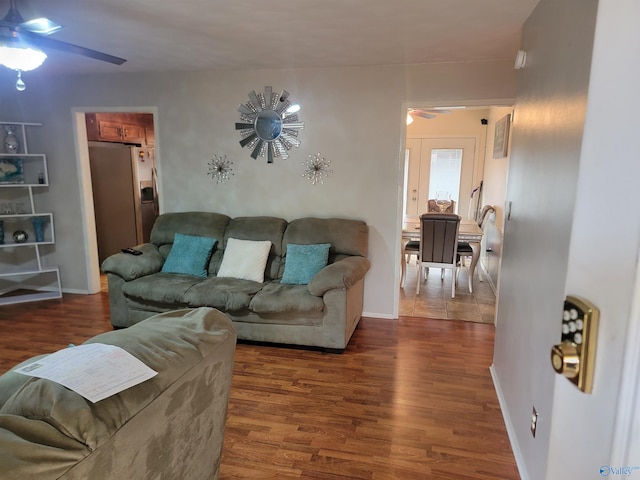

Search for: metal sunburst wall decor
xmin=208 ymin=154 xmax=234 ymax=184
xmin=302 ymin=152 xmax=333 ymax=185
xmin=235 ymin=86 xmax=304 ymax=163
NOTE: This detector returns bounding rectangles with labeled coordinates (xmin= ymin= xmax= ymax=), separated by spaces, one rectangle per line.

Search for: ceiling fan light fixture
xmin=0 ymin=35 xmax=47 ymax=71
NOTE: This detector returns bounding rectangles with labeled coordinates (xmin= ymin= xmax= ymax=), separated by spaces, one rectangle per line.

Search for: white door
xmin=404 ymin=137 xmax=476 ymax=220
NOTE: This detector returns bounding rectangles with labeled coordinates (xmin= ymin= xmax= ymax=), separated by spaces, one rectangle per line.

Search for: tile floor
xmin=399 ymin=257 xmax=496 ymax=323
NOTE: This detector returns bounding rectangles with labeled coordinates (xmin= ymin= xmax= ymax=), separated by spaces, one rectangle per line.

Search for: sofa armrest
xmin=308 ymin=256 xmax=371 ymax=296
xmin=101 ymin=243 xmax=164 ymax=281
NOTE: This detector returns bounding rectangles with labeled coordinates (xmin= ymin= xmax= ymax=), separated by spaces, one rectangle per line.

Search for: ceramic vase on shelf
xmin=30 ymin=216 xmax=47 ymax=243
xmin=3 ymin=126 xmax=19 ymax=154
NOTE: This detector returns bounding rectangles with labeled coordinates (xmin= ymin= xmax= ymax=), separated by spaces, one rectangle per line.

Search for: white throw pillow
xmin=217 ymin=238 xmax=272 ymax=283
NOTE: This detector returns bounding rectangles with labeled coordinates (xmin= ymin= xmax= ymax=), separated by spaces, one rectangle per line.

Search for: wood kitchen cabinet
xmin=144 ymin=124 xmax=155 ymax=147
xmin=86 ymin=113 xmax=153 ymax=146
xmin=97 ymin=120 xmax=144 ymax=144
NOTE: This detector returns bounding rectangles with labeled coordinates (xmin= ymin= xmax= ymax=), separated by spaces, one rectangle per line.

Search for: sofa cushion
xmin=249 ymin=282 xmax=325 ymax=313
xmin=217 ymin=238 xmax=271 ymax=283
xmin=161 ymin=233 xmax=217 ymax=278
xmin=183 ymin=276 xmax=264 ymax=311
xmin=282 ymin=218 xmax=369 ymax=257
xmin=150 ymin=212 xmax=230 ymax=247
xmin=222 ymin=216 xmax=287 ymax=280
xmin=122 ymin=273 xmax=200 ymax=305
xmin=150 ymin=212 xmax=231 ymax=275
xmin=281 ymin=243 xmax=331 ymax=285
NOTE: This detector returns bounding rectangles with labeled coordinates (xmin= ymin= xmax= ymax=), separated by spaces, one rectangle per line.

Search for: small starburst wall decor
xmin=302 ymin=152 xmax=333 ymax=185
xmin=208 ymin=154 xmax=234 ymax=184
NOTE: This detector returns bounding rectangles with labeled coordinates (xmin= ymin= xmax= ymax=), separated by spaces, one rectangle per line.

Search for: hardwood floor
xmin=0 ymin=292 xmax=112 ymax=373
xmin=0 ymin=290 xmax=518 ymax=479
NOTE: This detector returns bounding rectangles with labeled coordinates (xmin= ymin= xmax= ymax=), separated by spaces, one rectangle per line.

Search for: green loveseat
xmin=102 ymin=212 xmax=370 ymax=351
xmin=0 ymin=307 xmax=236 ymax=479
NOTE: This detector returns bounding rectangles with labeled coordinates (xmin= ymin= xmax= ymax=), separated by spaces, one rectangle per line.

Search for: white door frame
xmin=394 ymin=98 xmax=514 ymax=318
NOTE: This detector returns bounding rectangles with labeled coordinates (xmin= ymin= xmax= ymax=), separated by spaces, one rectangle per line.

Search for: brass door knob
xmin=551 ymin=341 xmax=580 ymax=379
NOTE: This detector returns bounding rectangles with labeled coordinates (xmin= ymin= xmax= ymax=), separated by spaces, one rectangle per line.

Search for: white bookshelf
xmin=0 ymin=121 xmax=61 ymax=305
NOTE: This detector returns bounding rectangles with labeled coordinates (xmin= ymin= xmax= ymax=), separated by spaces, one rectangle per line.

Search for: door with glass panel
xmin=403 ymin=137 xmax=476 ymax=220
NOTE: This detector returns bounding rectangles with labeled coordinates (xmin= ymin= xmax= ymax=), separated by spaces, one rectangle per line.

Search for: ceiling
xmin=2 ymin=0 xmax=539 ymax=76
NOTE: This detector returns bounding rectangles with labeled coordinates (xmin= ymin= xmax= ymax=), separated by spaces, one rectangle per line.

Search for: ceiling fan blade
xmin=0 ymin=0 xmax=61 ymax=35
xmin=413 ymin=108 xmax=452 ymax=115
xmin=20 ymin=17 xmax=63 ymax=36
xmin=410 ymin=111 xmax=436 ymax=119
xmin=20 ymin=30 xmax=126 ymax=65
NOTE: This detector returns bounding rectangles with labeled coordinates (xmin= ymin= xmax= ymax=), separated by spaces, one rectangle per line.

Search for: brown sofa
xmin=101 ymin=212 xmax=370 ymax=351
xmin=0 ymin=307 xmax=236 ymax=480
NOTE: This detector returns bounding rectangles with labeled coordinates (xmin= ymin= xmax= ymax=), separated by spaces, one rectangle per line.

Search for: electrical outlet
xmin=530 ymin=406 xmax=538 ymax=438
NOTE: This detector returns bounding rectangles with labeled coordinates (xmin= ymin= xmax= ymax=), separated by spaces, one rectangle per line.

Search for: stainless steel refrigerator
xmin=89 ymin=142 xmax=158 ymax=263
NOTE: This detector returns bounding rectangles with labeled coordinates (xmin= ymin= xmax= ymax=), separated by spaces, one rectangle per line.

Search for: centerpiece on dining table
xmin=435 ymin=191 xmax=452 ymax=212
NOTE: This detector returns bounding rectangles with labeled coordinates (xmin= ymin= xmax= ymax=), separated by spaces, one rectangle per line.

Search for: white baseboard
xmin=362 ymin=311 xmax=396 ymax=319
xmin=480 ymin=261 xmax=497 ymax=295
xmin=490 ymin=364 xmax=529 ymax=480
xmin=62 ymin=288 xmax=91 ymax=294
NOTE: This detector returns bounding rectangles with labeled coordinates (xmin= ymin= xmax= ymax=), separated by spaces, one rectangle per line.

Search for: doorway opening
xmin=85 ymin=112 xmax=158 ymax=266
xmin=72 ymin=108 xmax=159 ymax=295
xmin=397 ymin=101 xmax=514 ymax=320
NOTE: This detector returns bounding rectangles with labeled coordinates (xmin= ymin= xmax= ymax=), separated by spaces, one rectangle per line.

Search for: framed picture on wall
xmin=493 ymin=114 xmax=511 ymax=158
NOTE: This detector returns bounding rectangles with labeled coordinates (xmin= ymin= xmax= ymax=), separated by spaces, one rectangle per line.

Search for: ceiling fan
xmin=407 ymin=108 xmax=452 ymax=120
xmin=0 ymin=0 xmax=126 ymax=90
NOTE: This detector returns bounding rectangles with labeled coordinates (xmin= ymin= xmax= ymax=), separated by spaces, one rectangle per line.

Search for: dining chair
xmin=458 ymin=204 xmax=495 ymax=266
xmin=477 ymin=204 xmax=496 ymax=227
xmin=404 ymin=240 xmax=420 ymax=264
xmin=401 ymin=239 xmax=419 ymax=288
xmin=416 ymin=213 xmax=461 ymax=298
xmin=427 ymin=199 xmax=456 ymax=213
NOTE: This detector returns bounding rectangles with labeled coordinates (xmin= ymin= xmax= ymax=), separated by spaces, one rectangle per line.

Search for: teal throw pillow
xmin=281 ymin=243 xmax=331 ymax=285
xmin=161 ymin=233 xmax=217 ymax=278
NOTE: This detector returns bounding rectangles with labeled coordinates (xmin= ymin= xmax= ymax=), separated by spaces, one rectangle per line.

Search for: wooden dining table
xmin=401 ymin=219 xmax=483 ymax=293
